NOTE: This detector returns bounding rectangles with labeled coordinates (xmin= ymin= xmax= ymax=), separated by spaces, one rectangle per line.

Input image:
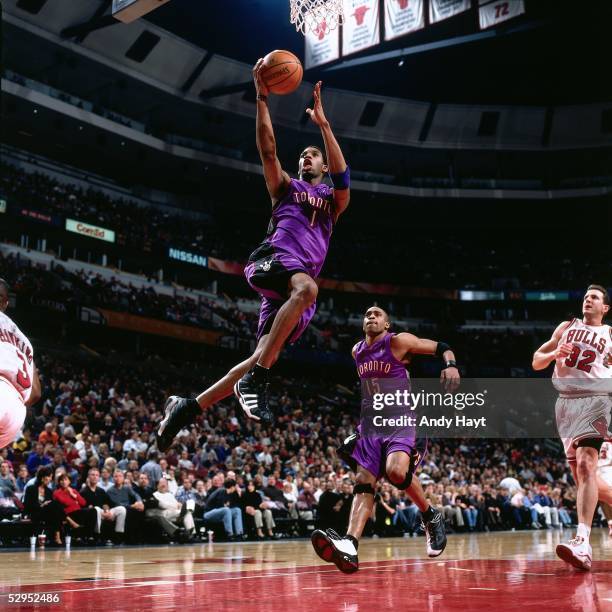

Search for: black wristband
xmin=444 ymin=360 xmax=457 ymax=369
xmin=435 ymin=341 xmax=451 ymax=358
xmin=256 ymin=94 xmax=268 ymax=102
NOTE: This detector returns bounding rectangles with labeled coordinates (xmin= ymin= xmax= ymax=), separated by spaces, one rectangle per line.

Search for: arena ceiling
xmin=145 ymin=0 xmax=612 ymax=105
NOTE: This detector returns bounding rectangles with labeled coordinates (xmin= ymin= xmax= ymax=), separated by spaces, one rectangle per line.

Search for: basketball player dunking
xmin=0 ymin=278 xmax=41 ymax=449
xmin=311 ymin=306 xmax=460 ymax=573
xmin=157 ymin=62 xmax=350 ymax=451
xmin=533 ymin=284 xmax=612 ymax=570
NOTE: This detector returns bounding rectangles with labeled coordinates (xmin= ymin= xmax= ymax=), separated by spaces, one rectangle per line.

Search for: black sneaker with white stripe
xmin=157 ymin=396 xmax=200 ymax=452
xmin=233 ymin=368 xmax=273 ymax=425
xmin=422 ymin=507 xmax=447 ymax=557
xmin=311 ymin=528 xmax=359 ymax=574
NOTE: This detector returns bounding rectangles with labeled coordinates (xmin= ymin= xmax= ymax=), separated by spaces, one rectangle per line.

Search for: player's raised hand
xmin=306 ymin=81 xmax=329 ymax=127
xmin=440 ymin=366 xmax=460 ymax=392
xmin=554 ymin=342 xmax=574 ymax=361
xmin=252 ymin=58 xmax=269 ymax=97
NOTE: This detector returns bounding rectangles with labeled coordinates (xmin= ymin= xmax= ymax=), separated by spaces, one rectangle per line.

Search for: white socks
xmin=576 ymin=523 xmax=591 ymax=542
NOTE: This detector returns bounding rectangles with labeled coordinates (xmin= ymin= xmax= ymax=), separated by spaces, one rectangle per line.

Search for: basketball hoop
xmin=289 ymin=0 xmax=344 ymax=37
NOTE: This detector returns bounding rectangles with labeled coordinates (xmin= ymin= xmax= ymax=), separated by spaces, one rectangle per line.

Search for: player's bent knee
xmin=293 ymin=280 xmax=318 ymax=304
xmin=387 ymin=470 xmax=413 ymax=489
xmin=386 ymin=468 xmax=404 ymax=486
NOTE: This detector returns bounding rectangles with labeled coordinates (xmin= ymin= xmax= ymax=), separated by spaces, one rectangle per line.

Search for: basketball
xmin=260 ymin=49 xmax=303 ymax=95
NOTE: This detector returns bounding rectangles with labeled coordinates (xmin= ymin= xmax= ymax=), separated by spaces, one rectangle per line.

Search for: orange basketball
xmin=260 ymin=50 xmax=303 ymax=95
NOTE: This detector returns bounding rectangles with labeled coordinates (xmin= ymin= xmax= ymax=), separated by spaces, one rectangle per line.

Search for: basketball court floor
xmin=1 ymin=529 xmax=610 ymax=611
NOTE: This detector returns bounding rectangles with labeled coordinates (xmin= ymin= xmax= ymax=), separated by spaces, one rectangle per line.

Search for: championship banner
xmin=342 ymin=0 xmax=380 ymax=57
xmin=429 ymin=0 xmax=470 ymax=23
xmin=305 ymin=19 xmax=340 ymax=68
xmin=66 ymin=218 xmax=115 ymax=243
xmin=479 ymin=0 xmax=525 ymax=29
xmin=97 ymin=309 xmax=224 ymax=345
xmin=384 ymin=0 xmax=424 ymax=41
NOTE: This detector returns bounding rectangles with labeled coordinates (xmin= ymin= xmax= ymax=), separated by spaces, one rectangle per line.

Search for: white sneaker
xmin=556 ymin=536 xmax=592 ymax=571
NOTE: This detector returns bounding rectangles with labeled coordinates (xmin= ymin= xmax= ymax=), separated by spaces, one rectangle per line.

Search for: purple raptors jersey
xmin=351 ymin=332 xmax=423 ymax=479
xmin=267 ymin=178 xmax=334 ymax=278
xmin=353 ymin=332 xmax=409 ymax=381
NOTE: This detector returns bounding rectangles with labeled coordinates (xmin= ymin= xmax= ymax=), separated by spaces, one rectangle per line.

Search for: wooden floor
xmin=1 ymin=528 xmax=610 ymax=611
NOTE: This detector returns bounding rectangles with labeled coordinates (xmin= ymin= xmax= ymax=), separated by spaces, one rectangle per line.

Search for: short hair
xmin=300 ymin=145 xmax=326 ymax=165
xmin=224 ymin=478 xmax=236 ymax=489
xmin=365 ymin=305 xmax=390 ymax=322
xmin=587 ymin=284 xmax=610 ymax=306
xmin=0 ymin=278 xmax=9 ymax=294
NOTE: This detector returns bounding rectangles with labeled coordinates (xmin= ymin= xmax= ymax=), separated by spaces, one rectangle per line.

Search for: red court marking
xmin=2 ymin=559 xmax=611 ymax=611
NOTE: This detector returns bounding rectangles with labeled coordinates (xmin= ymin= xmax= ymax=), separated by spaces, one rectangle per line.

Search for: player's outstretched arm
xmin=532 ymin=321 xmax=572 ymax=370
xmin=253 ymin=59 xmax=291 ymax=203
xmin=391 ymin=333 xmax=460 ymax=388
xmin=306 ymin=81 xmax=350 ymax=220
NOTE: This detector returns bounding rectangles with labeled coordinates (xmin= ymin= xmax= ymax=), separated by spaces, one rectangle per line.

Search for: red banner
xmin=207 ymin=257 xmax=244 ymax=276
xmin=317 ymin=278 xmax=457 ymax=299
xmin=97 ymin=309 xmax=223 ymax=345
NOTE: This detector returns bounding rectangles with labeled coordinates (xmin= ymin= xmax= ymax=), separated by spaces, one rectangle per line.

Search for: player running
xmin=0 ymin=278 xmax=41 ymax=449
xmin=157 ymin=63 xmax=350 ymax=451
xmin=532 ymin=284 xmax=612 ymax=570
xmin=311 ymin=305 xmax=460 ymax=573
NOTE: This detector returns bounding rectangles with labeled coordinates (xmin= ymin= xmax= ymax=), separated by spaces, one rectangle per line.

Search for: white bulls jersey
xmin=0 ymin=311 xmax=34 ymax=403
xmin=553 ymin=319 xmax=612 ymax=396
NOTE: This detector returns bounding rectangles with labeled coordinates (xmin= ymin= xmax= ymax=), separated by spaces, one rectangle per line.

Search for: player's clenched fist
xmin=554 ymin=342 xmax=574 ymax=360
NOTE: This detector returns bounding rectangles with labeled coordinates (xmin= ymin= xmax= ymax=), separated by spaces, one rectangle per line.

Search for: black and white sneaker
xmin=336 ymin=432 xmax=359 ymax=470
xmin=157 ymin=396 xmax=200 ymax=452
xmin=422 ymin=508 xmax=447 ymax=557
xmin=233 ymin=369 xmax=273 ymax=424
xmin=311 ymin=528 xmax=358 ymax=574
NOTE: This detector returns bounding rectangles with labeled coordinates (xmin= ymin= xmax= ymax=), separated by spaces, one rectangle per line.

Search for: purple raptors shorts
xmin=244 ymin=246 xmax=317 ymax=344
xmin=351 ymin=426 xmax=426 ymax=480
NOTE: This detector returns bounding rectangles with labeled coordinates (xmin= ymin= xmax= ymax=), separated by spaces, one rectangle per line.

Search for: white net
xmin=290 ymin=0 xmax=344 ymax=36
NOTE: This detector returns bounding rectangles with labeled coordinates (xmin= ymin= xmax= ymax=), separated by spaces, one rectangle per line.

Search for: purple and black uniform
xmin=245 ymin=178 xmax=334 ymax=343
xmin=352 ymin=332 xmax=423 ymax=479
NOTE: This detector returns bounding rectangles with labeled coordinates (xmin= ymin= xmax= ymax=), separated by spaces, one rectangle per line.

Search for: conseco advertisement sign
xmin=65 ymin=218 xmax=115 ymax=243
